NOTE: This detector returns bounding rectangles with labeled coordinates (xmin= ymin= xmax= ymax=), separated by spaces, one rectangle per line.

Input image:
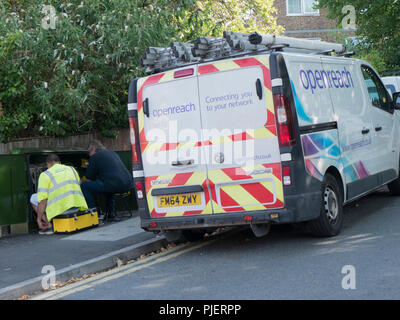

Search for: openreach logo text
xmin=152 ymin=102 xmax=196 ymax=118
xmin=300 ymin=67 xmax=355 ymax=94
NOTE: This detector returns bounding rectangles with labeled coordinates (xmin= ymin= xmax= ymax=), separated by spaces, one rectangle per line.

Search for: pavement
xmin=0 ymin=212 xmax=168 ymax=300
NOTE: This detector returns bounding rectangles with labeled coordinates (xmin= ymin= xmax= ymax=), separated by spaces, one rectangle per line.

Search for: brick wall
xmin=274 ymin=0 xmax=339 ymax=41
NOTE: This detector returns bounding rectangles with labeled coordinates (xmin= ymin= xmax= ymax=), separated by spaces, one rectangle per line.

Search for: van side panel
xmin=283 ymin=54 xmax=343 ymax=180
xmin=322 ymin=58 xmax=373 ymax=182
xmin=281 ymin=53 xmax=350 ymax=204
xmin=282 ymin=54 xmax=336 ymax=127
xmin=301 ymin=129 xmax=341 ymax=181
xmin=270 ymin=52 xmax=325 ymax=223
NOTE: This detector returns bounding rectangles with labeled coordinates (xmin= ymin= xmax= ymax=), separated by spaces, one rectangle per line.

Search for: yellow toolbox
xmin=53 ymin=208 xmax=99 ymax=234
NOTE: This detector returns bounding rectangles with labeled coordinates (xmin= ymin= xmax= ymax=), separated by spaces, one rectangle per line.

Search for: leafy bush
xmin=0 ymin=0 xmax=282 ymax=143
xmin=318 ymin=0 xmax=400 ymax=73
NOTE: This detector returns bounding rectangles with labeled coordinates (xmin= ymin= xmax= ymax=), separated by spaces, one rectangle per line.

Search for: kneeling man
xmin=36 ymin=154 xmax=88 ymax=234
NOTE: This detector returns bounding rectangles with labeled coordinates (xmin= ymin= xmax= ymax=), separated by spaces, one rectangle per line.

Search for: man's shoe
xmin=39 ymin=227 xmax=54 ymax=235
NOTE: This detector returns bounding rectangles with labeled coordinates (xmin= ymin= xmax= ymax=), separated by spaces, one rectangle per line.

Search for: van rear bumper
xmin=140 ymin=190 xmax=322 ymax=232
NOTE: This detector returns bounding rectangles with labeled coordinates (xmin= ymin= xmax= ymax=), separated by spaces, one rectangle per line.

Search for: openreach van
xmin=127 ymin=32 xmax=400 ymax=240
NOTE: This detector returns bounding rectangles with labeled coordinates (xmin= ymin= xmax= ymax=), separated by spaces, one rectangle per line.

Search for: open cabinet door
xmin=0 ymin=155 xmax=29 ymax=226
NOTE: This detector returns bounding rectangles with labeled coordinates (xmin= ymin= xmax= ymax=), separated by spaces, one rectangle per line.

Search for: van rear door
xmin=197 ymin=56 xmax=284 ymax=214
xmin=138 ymin=69 xmax=212 ymax=218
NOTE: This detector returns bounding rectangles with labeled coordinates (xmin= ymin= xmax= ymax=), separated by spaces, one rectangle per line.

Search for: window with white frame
xmin=287 ymin=0 xmax=319 ymax=15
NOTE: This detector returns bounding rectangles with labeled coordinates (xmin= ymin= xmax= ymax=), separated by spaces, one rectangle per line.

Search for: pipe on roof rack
xmin=249 ymin=32 xmax=346 ymax=54
xmin=223 ymin=31 xmax=265 ymax=51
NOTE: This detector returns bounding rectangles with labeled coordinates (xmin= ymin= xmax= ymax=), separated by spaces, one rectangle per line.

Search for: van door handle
xmin=375 ymin=126 xmax=382 ymax=132
xmin=361 ymin=128 xmax=370 ymax=134
xmin=256 ymin=79 xmax=263 ymax=100
xmin=143 ymin=98 xmax=150 ymax=117
xmin=171 ymin=159 xmax=194 ymax=166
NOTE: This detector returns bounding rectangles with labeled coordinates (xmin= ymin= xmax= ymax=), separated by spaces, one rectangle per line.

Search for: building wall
xmin=274 ymin=0 xmax=339 ymax=41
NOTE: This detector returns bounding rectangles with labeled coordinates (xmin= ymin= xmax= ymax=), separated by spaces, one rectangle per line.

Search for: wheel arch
xmin=325 ymin=166 xmax=346 ymax=202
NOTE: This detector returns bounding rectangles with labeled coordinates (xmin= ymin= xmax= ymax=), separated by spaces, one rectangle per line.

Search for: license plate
xmin=157 ymin=192 xmax=201 ymax=207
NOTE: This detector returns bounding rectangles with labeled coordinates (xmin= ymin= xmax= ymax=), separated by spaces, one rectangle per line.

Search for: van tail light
xmin=282 ymin=166 xmax=292 ymax=186
xmin=129 ymin=117 xmax=142 ymax=166
xmin=135 ymin=181 xmax=144 ymax=199
xmin=273 ymin=94 xmax=296 ymax=147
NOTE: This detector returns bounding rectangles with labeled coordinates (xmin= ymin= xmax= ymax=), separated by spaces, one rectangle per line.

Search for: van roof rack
xmin=191 ymin=36 xmax=232 ymax=59
xmin=248 ymin=32 xmax=345 ymax=53
xmin=140 ymin=31 xmax=347 ymax=74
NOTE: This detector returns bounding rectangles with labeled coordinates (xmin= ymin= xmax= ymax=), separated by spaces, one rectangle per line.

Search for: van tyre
xmin=304 ymin=173 xmax=343 ymax=237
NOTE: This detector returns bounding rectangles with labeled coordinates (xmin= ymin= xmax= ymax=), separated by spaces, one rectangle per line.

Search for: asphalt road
xmin=32 ymin=188 xmax=400 ymax=300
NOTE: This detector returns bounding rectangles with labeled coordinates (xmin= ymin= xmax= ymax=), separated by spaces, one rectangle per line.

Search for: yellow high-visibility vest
xmin=37 ymin=164 xmax=88 ymax=221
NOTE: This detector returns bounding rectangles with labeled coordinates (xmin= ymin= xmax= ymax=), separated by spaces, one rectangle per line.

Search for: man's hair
xmin=88 ymin=140 xmax=106 ymax=152
xmin=46 ymin=153 xmax=60 ymax=164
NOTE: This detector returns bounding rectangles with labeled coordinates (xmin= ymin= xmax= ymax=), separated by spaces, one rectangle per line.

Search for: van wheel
xmin=305 ymin=173 xmax=343 ymax=237
xmin=182 ymin=229 xmax=206 ymax=242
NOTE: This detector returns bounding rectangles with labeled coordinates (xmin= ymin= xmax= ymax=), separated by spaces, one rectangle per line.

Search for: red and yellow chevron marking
xmin=147 ymin=162 xmax=283 ymax=218
xmin=199 ymin=56 xmax=271 ymax=90
xmin=137 ymin=73 xmax=164 ymax=149
xmin=208 ymin=163 xmax=284 ymax=213
xmin=145 ymin=170 xmax=213 ymax=218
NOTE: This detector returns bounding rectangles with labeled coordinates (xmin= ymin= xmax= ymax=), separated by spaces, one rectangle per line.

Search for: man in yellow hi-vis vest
xmin=36 ymin=154 xmax=88 ymax=234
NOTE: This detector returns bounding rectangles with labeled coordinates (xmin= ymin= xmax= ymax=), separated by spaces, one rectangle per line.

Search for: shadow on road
xmin=195 ymin=188 xmax=400 ymax=257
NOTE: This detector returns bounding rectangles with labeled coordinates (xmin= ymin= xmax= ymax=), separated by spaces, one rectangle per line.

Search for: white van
xmin=382 ymin=76 xmax=400 ymax=96
xmin=127 ymin=33 xmax=400 ymax=239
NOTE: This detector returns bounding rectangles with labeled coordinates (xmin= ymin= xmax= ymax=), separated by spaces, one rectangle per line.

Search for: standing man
xmin=81 ymin=140 xmax=134 ymax=221
xmin=36 ymin=154 xmax=88 ymax=234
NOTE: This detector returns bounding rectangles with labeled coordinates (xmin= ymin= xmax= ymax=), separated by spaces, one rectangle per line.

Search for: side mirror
xmin=394 ymin=92 xmax=400 ymax=110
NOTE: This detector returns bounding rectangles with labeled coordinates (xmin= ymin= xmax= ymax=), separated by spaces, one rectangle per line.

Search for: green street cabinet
xmin=0 ymin=148 xmax=137 ymax=233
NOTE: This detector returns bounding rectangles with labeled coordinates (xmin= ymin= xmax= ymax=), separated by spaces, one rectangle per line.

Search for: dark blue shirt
xmin=85 ymin=150 xmax=133 ymax=193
